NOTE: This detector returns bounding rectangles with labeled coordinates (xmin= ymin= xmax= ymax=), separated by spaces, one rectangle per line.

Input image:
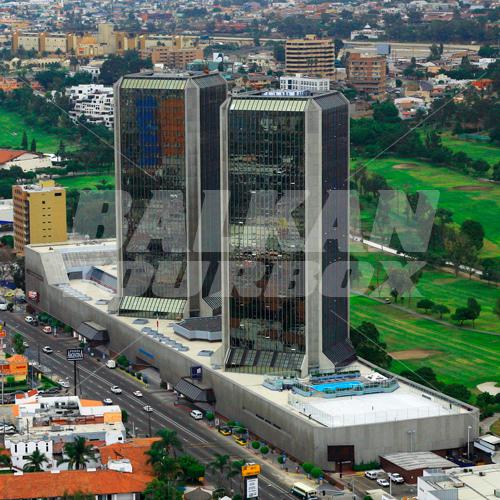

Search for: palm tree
xmin=228 ymin=459 xmax=246 ymax=495
xmin=154 ymin=428 xmax=183 ymax=458
xmin=0 ymin=451 xmax=11 ymax=469
xmin=144 ymin=478 xmax=180 ymax=499
xmin=23 ymin=449 xmax=49 ymax=472
xmin=208 ymin=453 xmax=230 ymax=490
xmin=58 ymin=437 xmax=96 ymax=470
xmin=152 ymin=455 xmax=182 ymax=483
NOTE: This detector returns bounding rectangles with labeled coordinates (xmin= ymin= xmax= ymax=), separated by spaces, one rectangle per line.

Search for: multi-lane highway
xmin=1 ymin=311 xmax=295 ymax=499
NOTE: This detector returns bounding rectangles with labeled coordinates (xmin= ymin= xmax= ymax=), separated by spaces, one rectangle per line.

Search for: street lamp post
xmin=467 ymin=425 xmax=472 ymax=460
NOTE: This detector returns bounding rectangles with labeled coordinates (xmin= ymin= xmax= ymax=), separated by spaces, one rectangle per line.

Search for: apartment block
xmin=280 ymin=73 xmax=331 ymax=92
xmin=150 ymin=46 xmax=204 ymax=69
xmin=346 ymin=52 xmax=387 ymax=97
xmin=12 ymin=180 xmax=67 ymax=255
xmin=285 ymin=35 xmax=335 ymax=77
xmin=66 ymin=84 xmax=114 ymax=128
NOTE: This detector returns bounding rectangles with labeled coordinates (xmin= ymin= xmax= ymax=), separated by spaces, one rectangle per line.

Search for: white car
xmin=24 ymin=316 xmax=34 ymax=323
xmin=110 ymin=385 xmax=122 ymax=394
xmin=143 ymin=405 xmax=153 ymax=413
xmin=0 ymin=303 xmax=7 ymax=311
xmin=103 ymin=398 xmax=113 ymax=405
xmin=377 ymin=478 xmax=390 ymax=488
xmin=133 ymin=390 xmax=143 ymax=397
xmin=389 ymin=473 xmax=404 ymax=484
xmin=59 ymin=380 xmax=70 ymax=388
xmin=42 ymin=346 xmax=53 ymax=354
xmin=190 ymin=409 xmax=203 ymax=420
xmin=364 ymin=471 xmax=379 ymax=480
xmin=23 ymin=341 xmax=29 ymax=348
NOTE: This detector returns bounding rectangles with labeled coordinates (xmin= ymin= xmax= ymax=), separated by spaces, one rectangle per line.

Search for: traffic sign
xmin=66 ymin=348 xmax=84 ymax=361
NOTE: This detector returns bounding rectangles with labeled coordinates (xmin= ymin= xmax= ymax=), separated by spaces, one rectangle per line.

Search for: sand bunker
xmin=476 ymin=382 xmax=500 ymax=396
xmin=453 ymin=185 xmax=493 ymax=191
xmin=393 ymin=163 xmax=418 ymax=170
xmin=389 ymin=349 xmax=442 ymax=360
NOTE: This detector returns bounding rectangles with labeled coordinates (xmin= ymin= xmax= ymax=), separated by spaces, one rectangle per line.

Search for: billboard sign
xmin=66 ymin=348 xmax=84 ymax=361
xmin=245 ymin=477 xmax=259 ymax=498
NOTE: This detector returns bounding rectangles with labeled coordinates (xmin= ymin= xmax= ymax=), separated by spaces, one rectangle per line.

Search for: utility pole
xmin=73 ymin=360 xmax=78 ymax=396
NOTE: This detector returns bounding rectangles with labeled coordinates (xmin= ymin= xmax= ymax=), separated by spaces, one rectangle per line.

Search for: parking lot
xmin=341 ymin=472 xmax=418 ymax=499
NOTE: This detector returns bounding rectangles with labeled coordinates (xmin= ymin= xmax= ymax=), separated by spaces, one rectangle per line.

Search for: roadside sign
xmin=242 ymin=463 xmax=261 ymax=477
xmin=245 ymin=476 xmax=259 ymax=498
xmin=66 ymin=348 xmax=84 ymax=361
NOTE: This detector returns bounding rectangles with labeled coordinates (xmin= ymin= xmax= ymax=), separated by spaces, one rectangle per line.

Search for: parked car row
xmin=365 ymin=470 xmax=405 ymax=486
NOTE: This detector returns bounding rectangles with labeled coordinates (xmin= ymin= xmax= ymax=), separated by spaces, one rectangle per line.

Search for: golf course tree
xmin=481 ymin=258 xmax=500 ymax=286
xmin=460 ymin=220 xmax=485 ymax=250
xmin=466 ymin=297 xmax=481 ymax=327
xmin=350 ymin=322 xmax=392 ymax=369
xmin=451 ymin=307 xmax=475 ymax=326
xmin=417 ymin=299 xmax=434 ymax=313
xmin=431 ymin=303 xmax=450 ymax=319
xmin=21 ymin=130 xmax=28 ymax=149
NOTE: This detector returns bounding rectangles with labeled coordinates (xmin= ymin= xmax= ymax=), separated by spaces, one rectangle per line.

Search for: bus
xmin=290 ymin=482 xmax=319 ymax=499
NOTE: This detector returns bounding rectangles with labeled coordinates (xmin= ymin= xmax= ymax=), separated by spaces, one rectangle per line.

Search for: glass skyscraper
xmin=114 ymin=72 xmax=227 ymax=319
xmin=220 ymin=90 xmax=355 ymax=376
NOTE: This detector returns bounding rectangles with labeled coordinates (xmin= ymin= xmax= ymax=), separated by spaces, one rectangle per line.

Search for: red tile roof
xmin=0 ymin=469 xmax=154 ymax=499
xmin=0 ymin=149 xmax=28 ymax=165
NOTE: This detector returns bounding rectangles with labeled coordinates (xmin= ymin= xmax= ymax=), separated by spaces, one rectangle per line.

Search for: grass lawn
xmin=350 ymin=295 xmax=500 ymax=388
xmin=441 ymin=132 xmax=500 ymax=166
xmin=57 ymin=174 xmax=115 ymax=190
xmin=491 ymin=419 xmax=500 ymax=436
xmin=0 ymin=108 xmax=76 ymax=154
xmin=353 ymin=157 xmax=500 ymax=258
xmin=351 ymin=242 xmax=500 ymax=332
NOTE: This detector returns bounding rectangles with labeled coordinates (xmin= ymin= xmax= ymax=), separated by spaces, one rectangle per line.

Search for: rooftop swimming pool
xmin=311 ymin=381 xmax=363 ymax=392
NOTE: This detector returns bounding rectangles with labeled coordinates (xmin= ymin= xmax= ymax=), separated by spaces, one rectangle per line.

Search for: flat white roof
xmin=33 ymin=241 xmax=470 ymax=428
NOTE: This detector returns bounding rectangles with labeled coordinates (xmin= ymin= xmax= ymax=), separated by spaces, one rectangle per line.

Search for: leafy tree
xmin=151 ymin=455 xmax=182 ymax=482
xmin=310 ymin=467 xmax=323 ymax=479
xmin=100 ymin=51 xmax=153 ymax=85
xmin=154 ymin=429 xmax=183 ymax=459
xmin=23 ymin=449 xmax=49 ymax=472
xmin=30 ymin=138 xmax=36 ymax=152
xmin=443 ymin=383 xmax=471 ymax=402
xmin=260 ymin=445 xmax=269 ymax=455
xmin=251 ymin=441 xmax=260 ymax=450
xmin=0 ymin=451 xmax=11 ymax=469
xmin=13 ymin=333 xmax=26 ymax=355
xmin=494 ymin=297 xmax=500 ymax=319
xmin=302 ymin=462 xmax=314 ymax=474
xmin=470 ymin=159 xmax=490 ymax=175
xmin=144 ymin=479 xmax=181 ymax=500
xmin=21 ymin=130 xmax=28 ymax=149
xmin=58 ymin=437 xmax=96 ymax=470
xmin=121 ymin=409 xmax=128 ymax=423
xmin=334 ymin=38 xmax=344 ymax=59
xmin=373 ymin=100 xmax=400 ymax=123
xmin=431 ymin=303 xmax=450 ymax=319
xmin=400 ymin=366 xmax=441 ymax=390
xmin=466 ymin=297 xmax=481 ymax=327
xmin=451 ymin=307 xmax=474 ymax=326
xmin=208 ymin=453 xmax=230 ymax=490
xmin=350 ymin=322 xmax=392 ymax=369
xmin=417 ymin=299 xmax=434 ymax=313
xmin=460 ymin=220 xmax=485 ymax=250
xmin=178 ymin=455 xmax=205 ymax=483
xmin=445 ymin=229 xmax=478 ymax=276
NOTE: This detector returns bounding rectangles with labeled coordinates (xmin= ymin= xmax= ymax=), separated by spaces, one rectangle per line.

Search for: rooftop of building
xmin=0 ymin=438 xmax=156 ymax=499
xmin=14 ymin=179 xmax=64 ymax=193
xmin=382 ymin=451 xmax=457 ymax=471
xmin=420 ymin=464 xmax=500 ymax=500
xmin=27 ymin=240 xmax=474 ymax=429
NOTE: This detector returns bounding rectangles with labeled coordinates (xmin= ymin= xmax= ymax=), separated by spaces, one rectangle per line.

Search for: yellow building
xmin=12 ymin=180 xmax=67 ymax=256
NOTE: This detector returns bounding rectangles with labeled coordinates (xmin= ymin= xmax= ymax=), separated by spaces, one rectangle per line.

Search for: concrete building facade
xmin=285 ymin=35 xmax=335 ymax=77
xmin=12 ymin=180 xmax=67 ymax=255
xmin=346 ymin=52 xmax=387 ymax=97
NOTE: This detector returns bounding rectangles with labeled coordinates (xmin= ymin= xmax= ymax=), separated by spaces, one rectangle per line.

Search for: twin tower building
xmin=114 ymin=71 xmax=355 ymax=377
